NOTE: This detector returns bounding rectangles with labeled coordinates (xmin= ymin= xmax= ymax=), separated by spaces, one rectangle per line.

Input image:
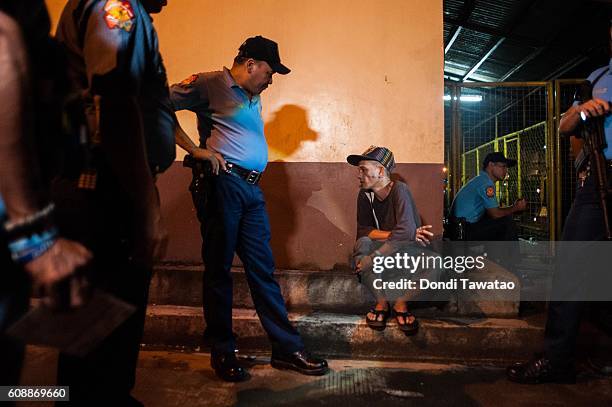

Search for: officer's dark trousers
xmin=465 ymin=215 xmax=520 ymax=275
xmin=0 ymin=243 xmax=29 ymax=391
xmin=544 ymin=168 xmax=609 ymax=367
xmin=195 ymin=172 xmax=303 ymax=356
xmin=52 ymin=172 xmax=152 ymax=404
xmin=465 ymin=215 xmax=518 ymax=241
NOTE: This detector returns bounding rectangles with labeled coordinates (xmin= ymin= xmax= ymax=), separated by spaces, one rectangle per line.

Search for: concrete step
xmin=150 ymin=263 xmax=519 ymax=317
xmin=142 ymin=305 xmax=542 ymax=363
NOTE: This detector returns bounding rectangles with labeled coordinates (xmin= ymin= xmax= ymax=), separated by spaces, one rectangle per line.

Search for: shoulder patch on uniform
xmin=179 ymin=74 xmax=199 ymax=88
xmin=104 ymin=0 xmax=135 ymax=32
xmin=486 ymin=186 xmax=495 ymax=198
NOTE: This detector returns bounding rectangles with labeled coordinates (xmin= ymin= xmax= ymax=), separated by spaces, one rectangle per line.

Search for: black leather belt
xmin=225 ymin=162 xmax=262 ymax=185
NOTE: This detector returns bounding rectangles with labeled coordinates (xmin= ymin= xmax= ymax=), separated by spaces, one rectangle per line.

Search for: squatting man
xmin=347 ymin=146 xmax=434 ymax=335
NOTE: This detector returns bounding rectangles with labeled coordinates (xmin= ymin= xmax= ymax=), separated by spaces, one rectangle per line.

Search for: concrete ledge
xmin=150 ymin=264 xmax=519 ymax=317
xmin=455 ymin=259 xmax=520 ymax=317
xmin=143 ymin=305 xmax=542 ymax=363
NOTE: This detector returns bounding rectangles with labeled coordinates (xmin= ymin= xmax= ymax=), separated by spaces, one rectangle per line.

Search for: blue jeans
xmin=196 ymin=172 xmax=303 ymax=355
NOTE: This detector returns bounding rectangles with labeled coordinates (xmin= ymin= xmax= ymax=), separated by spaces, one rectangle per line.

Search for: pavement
xmin=17 ymin=346 xmax=612 ymax=407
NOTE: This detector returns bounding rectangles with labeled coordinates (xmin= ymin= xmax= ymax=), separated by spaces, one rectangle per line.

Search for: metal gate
xmin=445 ymin=80 xmax=583 ymax=241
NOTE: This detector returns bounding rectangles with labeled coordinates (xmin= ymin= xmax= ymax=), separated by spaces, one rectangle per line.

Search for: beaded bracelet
xmin=4 ymin=203 xmax=55 ymax=234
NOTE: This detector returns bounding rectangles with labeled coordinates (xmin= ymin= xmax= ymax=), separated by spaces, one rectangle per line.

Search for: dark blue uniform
xmin=451 ymin=171 xmax=518 ymax=241
xmin=544 ymin=60 xmax=612 ymax=368
xmin=55 ymin=0 xmax=175 ymax=402
xmin=170 ymin=69 xmax=304 ymax=358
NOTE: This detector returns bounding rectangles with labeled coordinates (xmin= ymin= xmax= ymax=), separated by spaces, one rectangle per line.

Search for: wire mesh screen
xmin=515 ymin=123 xmax=548 ymax=239
xmin=502 ymin=136 xmax=519 ymax=205
xmin=444 ymin=84 xmax=452 ymax=211
xmin=445 ymin=83 xmax=550 ymax=240
xmin=462 ymin=150 xmax=478 ymax=183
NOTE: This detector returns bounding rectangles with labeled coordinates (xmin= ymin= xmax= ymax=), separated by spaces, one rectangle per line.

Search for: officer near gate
xmin=55 ymin=0 xmax=175 ymax=404
xmin=170 ymin=36 xmax=328 ymax=382
xmin=508 ymin=22 xmax=612 ymax=384
xmin=451 ymin=152 xmax=526 ymax=241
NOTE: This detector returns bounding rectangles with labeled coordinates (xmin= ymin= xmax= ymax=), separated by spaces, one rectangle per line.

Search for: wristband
xmin=8 ymin=228 xmax=58 ymax=264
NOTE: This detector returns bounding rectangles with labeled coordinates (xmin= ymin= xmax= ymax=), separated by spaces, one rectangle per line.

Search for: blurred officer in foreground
xmin=508 ymin=22 xmax=612 ymax=385
xmin=55 ymin=0 xmax=175 ymax=403
xmin=0 ymin=0 xmax=91 ymax=388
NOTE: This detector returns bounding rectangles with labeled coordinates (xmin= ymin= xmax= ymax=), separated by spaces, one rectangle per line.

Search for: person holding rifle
xmin=507 ymin=23 xmax=612 ymax=384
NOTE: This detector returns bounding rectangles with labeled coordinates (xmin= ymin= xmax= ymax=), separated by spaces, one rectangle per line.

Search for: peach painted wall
xmin=46 ymin=0 xmax=443 ymax=164
xmin=44 ymin=0 xmax=445 ymax=268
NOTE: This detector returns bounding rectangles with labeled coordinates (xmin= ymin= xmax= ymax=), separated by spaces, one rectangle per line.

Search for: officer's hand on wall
xmin=578 ymin=98 xmax=610 ymax=119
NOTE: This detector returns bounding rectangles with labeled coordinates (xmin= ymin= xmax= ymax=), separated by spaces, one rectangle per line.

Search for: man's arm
xmin=0 ymin=14 xmax=90 ymax=306
xmin=486 ymin=198 xmax=526 ymax=219
xmin=356 ymin=185 xmax=433 ymax=272
xmin=559 ymin=98 xmax=610 ymax=137
xmin=372 ymin=184 xmax=428 ymax=255
xmin=170 ymin=75 xmax=227 ymax=173
xmin=174 ymin=125 xmax=226 ymax=174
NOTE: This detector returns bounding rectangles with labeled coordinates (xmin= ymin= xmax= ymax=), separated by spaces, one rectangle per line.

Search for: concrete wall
xmin=159 ymin=162 xmax=444 ymax=269
xmin=46 ymin=0 xmax=444 ymax=269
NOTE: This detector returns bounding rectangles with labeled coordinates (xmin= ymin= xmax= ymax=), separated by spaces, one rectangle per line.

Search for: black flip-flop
xmin=394 ymin=310 xmax=419 ymax=336
xmin=366 ymin=306 xmax=390 ymax=331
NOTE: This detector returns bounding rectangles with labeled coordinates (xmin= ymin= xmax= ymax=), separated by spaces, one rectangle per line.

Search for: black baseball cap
xmin=238 ymin=36 xmax=290 ymax=75
xmin=482 ymin=152 xmax=517 ymax=168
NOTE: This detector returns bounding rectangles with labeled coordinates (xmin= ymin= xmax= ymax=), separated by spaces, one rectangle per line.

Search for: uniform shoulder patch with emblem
xmin=179 ymin=74 xmax=199 ymax=88
xmin=486 ymin=186 xmax=495 ymax=198
xmin=104 ymin=0 xmax=135 ymax=32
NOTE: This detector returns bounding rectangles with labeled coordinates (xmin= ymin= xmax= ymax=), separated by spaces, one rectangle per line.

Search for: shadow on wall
xmin=262 ymin=104 xmax=354 ymax=270
xmin=265 ymin=104 xmax=318 ymax=158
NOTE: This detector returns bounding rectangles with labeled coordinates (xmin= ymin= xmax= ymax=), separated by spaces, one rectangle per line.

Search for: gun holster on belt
xmin=183 ymin=155 xmax=213 ymax=221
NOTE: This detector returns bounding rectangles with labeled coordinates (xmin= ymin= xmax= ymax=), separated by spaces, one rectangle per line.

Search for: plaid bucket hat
xmin=346 ymin=146 xmax=396 ymax=172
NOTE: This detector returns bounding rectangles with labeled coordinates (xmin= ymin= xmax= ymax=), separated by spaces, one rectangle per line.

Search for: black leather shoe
xmin=211 ymin=352 xmax=249 ymax=382
xmin=270 ymin=350 xmax=329 ymax=375
xmin=506 ymin=357 xmax=575 ymax=384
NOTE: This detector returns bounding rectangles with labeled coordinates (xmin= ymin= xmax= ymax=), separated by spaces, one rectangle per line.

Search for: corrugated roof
xmin=444 ymin=0 xmax=611 ymax=82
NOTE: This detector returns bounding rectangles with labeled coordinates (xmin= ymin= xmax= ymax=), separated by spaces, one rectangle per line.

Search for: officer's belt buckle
xmin=246 ymin=170 xmax=260 ymax=184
